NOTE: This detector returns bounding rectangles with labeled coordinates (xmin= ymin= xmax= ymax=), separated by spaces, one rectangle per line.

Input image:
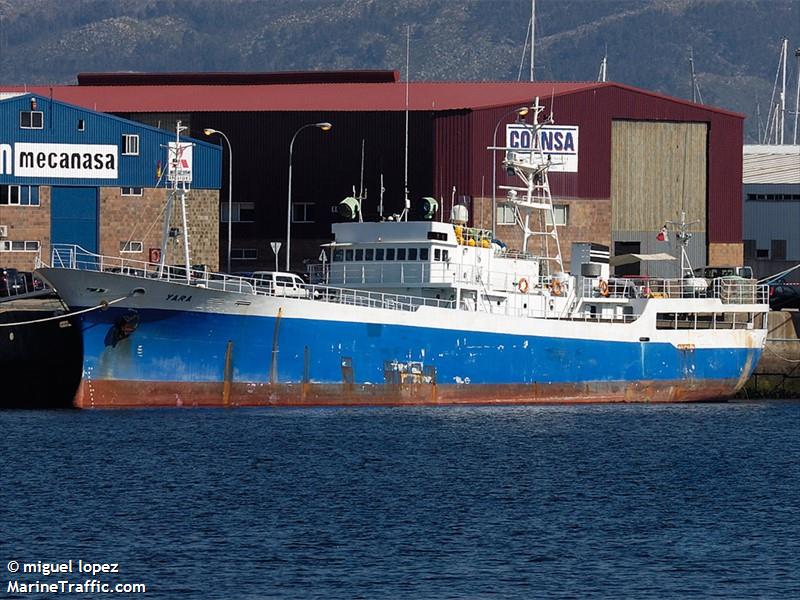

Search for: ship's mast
xmin=498 ymin=97 xmax=563 ymax=275
xmin=158 ymin=121 xmax=192 ymax=282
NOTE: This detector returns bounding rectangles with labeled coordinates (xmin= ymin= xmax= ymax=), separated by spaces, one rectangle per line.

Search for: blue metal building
xmin=0 ymin=93 xmax=221 ymax=271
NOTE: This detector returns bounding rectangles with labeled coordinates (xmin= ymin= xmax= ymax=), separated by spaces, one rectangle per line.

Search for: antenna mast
xmin=402 ymin=25 xmax=411 ymax=222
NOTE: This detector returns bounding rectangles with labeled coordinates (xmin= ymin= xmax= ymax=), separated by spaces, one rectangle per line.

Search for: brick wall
xmin=471 ymin=196 xmax=611 ymax=270
xmin=0 ymin=186 xmax=51 ymax=271
xmin=100 ymin=187 xmax=220 ymax=272
xmin=0 ymin=186 xmax=219 ymax=273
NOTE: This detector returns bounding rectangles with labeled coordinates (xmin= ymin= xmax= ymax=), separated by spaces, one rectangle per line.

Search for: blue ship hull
xmin=72 ymin=305 xmax=762 ymax=408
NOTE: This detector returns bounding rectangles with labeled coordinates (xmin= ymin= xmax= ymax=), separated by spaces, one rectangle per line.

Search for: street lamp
xmin=491 ymin=106 xmax=530 ymax=235
xmin=203 ymin=128 xmax=233 ymax=273
xmin=286 ymin=121 xmax=332 ymax=271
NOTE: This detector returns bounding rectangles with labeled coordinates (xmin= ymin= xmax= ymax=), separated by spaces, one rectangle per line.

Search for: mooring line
xmin=0 ymin=296 xmax=129 ymax=327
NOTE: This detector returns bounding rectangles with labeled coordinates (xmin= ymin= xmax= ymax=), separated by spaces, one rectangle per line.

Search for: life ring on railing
xmin=518 ymin=278 xmax=529 ymax=294
xmin=598 ymin=279 xmax=609 ymax=297
xmin=550 ymin=278 xmax=562 ymax=296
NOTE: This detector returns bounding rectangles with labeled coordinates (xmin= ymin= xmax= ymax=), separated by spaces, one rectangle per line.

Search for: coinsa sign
xmin=0 ymin=143 xmax=118 ymax=179
xmin=505 ymin=125 xmax=579 ymax=172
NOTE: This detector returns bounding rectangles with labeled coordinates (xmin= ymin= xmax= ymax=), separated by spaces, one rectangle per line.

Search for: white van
xmin=251 ymin=271 xmax=309 ymax=298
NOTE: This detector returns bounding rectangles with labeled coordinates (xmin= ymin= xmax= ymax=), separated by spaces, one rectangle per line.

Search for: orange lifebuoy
xmin=599 ymin=279 xmax=609 ymax=297
xmin=518 ymin=278 xmax=529 ymax=294
xmin=550 ymin=278 xmax=562 ymax=296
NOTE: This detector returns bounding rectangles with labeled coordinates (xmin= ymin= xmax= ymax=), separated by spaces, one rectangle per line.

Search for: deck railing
xmin=579 ymin=276 xmax=768 ymax=305
xmin=47 ymin=245 xmax=455 ymax=312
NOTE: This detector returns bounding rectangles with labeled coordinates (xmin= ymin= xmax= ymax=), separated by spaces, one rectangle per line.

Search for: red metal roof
xmin=3 ymin=80 xmax=606 ymax=113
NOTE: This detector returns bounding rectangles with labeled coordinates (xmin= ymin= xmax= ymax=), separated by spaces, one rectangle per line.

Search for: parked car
xmin=251 ymin=271 xmax=310 ymax=298
xmin=0 ymin=268 xmax=26 ymax=297
xmin=768 ymin=279 xmax=800 ymax=311
xmin=693 ymin=265 xmax=754 ymax=279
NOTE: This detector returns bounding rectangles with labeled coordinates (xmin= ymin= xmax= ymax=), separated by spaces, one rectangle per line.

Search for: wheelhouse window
xmin=355 ymin=249 xmax=364 ymax=261
xmin=333 ymin=249 xmax=344 ymax=262
xmin=375 ymin=248 xmax=384 ymax=261
xmin=122 ymin=134 xmax=140 ymax=156
xmin=419 ymin=248 xmax=429 ymax=261
xmin=407 ymin=248 xmax=418 ymax=260
xmin=20 ymin=111 xmax=43 ymax=129
xmin=365 ymin=248 xmax=374 ymax=261
xmin=397 ymin=248 xmax=407 ymax=261
xmin=385 ymin=248 xmax=395 ymax=261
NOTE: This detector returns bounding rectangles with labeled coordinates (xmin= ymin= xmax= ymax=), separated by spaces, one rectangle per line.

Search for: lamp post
xmin=203 ymin=128 xmax=233 ymax=273
xmin=491 ymin=106 xmax=530 ymax=236
xmin=286 ymin=122 xmax=332 ymax=271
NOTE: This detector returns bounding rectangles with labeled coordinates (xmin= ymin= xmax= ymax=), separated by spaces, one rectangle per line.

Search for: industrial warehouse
xmin=1 ymin=70 xmax=746 ymax=276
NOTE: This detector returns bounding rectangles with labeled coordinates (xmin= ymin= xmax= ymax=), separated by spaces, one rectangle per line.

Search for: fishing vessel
xmin=37 ymin=106 xmax=769 ymax=408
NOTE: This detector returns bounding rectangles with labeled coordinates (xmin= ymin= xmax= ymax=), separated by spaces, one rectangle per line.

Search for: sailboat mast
xmin=780 ymin=38 xmax=788 ymax=144
xmin=530 ymin=0 xmax=535 ymax=82
xmin=794 ymin=47 xmax=800 ymax=145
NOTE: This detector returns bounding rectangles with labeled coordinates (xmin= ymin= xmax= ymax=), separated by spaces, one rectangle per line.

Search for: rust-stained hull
xmin=73 ymin=379 xmax=741 ymax=409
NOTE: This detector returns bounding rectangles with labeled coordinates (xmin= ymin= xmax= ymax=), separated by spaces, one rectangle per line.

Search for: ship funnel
xmin=421 ymin=197 xmax=438 ymax=220
xmin=338 ymin=196 xmax=361 ymax=220
xmin=450 ymin=204 xmax=469 ymax=225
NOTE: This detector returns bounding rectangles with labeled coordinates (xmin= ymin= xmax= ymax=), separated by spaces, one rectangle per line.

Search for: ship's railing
xmin=48 ymin=244 xmax=455 ymax=312
xmin=579 ymin=275 xmax=768 ymax=304
xmin=309 ymin=260 xmax=546 ymax=294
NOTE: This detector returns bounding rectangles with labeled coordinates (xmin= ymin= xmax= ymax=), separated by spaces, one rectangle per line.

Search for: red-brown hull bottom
xmin=73 ymin=379 xmax=740 ymax=408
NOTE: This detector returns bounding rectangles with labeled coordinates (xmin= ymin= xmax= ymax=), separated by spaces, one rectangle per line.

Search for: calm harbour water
xmin=1 ymin=401 xmax=799 ymax=599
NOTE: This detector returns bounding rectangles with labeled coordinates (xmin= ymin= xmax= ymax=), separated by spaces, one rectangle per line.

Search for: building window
xmin=1 ymin=185 xmax=39 ymax=206
xmin=756 ymin=248 xmax=769 ymax=259
xmin=743 ymin=240 xmax=756 ymax=259
xmin=496 ymin=205 xmax=516 ymax=225
xmin=120 ymin=241 xmax=144 ymax=253
xmin=121 ymin=187 xmax=143 ymax=197
xmin=221 ymin=202 xmax=255 ymax=223
xmin=292 ymin=202 xmax=315 ymax=223
xmin=78 ymin=119 xmax=85 ymax=131
xmin=20 ymin=111 xmax=43 ymax=129
xmin=545 ymin=204 xmax=569 ymax=226
xmin=122 ymin=134 xmax=140 ymax=156
xmin=231 ymin=248 xmax=258 ymax=261
xmin=771 ymin=239 xmax=787 ymax=261
xmin=747 ymin=193 xmax=800 ymax=202
xmin=1 ymin=240 xmax=40 ymax=252
xmin=0 ymin=185 xmax=21 ymax=205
